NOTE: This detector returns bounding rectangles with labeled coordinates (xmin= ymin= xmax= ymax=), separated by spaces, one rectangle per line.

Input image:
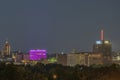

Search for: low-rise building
xmin=57 ymin=53 xmax=67 ymax=66
xmin=88 ymin=53 xmax=103 ymax=66
xmin=57 ymin=52 xmax=103 ymax=66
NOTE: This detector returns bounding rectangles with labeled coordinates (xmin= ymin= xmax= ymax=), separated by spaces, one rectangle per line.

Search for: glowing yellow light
xmin=53 ymin=74 xmax=57 ymax=79
xmin=104 ymin=41 xmax=109 ymax=44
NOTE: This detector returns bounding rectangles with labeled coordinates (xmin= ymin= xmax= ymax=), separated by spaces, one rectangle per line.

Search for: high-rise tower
xmin=2 ymin=40 xmax=11 ymax=56
xmin=93 ymin=30 xmax=112 ymax=64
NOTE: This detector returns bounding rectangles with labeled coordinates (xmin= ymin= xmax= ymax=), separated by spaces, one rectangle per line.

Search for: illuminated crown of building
xmin=2 ymin=40 xmax=11 ymax=56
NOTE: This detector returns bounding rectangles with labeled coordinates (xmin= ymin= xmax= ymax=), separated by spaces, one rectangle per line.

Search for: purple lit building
xmin=29 ymin=50 xmax=47 ymax=60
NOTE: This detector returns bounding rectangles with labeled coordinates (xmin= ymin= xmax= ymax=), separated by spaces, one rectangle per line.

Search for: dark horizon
xmin=0 ymin=0 xmax=120 ymax=53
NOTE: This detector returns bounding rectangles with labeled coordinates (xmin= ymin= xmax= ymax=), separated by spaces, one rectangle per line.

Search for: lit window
xmin=104 ymin=41 xmax=109 ymax=44
xmin=96 ymin=41 xmax=102 ymax=44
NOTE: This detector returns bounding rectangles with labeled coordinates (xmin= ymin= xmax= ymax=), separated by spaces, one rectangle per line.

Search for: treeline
xmin=0 ymin=62 xmax=120 ymax=80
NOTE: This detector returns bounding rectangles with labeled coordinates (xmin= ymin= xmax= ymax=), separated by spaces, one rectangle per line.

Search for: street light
xmin=53 ymin=74 xmax=57 ymax=80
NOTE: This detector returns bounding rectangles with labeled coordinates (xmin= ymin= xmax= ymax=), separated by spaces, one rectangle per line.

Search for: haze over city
xmin=0 ymin=0 xmax=120 ymax=53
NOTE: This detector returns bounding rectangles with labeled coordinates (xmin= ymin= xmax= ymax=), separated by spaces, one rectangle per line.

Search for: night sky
xmin=0 ymin=0 xmax=120 ymax=53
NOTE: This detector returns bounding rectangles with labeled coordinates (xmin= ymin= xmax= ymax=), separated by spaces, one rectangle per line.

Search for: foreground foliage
xmin=0 ymin=62 xmax=120 ymax=80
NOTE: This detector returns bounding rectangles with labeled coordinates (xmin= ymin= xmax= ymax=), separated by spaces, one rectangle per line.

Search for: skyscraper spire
xmin=101 ymin=29 xmax=104 ymax=40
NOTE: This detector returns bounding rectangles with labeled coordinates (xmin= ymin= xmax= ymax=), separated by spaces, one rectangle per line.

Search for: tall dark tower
xmin=93 ymin=30 xmax=112 ymax=64
xmin=2 ymin=40 xmax=11 ymax=56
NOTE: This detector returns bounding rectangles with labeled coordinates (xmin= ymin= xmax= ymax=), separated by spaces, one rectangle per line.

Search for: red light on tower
xmin=101 ymin=29 xmax=104 ymax=40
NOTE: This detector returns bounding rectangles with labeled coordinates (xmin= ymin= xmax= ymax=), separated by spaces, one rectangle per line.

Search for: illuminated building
xmin=23 ymin=53 xmax=29 ymax=60
xmin=88 ymin=53 xmax=103 ymax=66
xmin=67 ymin=52 xmax=89 ymax=66
xmin=93 ymin=30 xmax=112 ymax=64
xmin=56 ymin=52 xmax=103 ymax=66
xmin=16 ymin=53 xmax=23 ymax=62
xmin=57 ymin=53 xmax=67 ymax=66
xmin=15 ymin=53 xmax=30 ymax=62
xmin=29 ymin=49 xmax=47 ymax=60
xmin=93 ymin=40 xmax=112 ymax=56
xmin=2 ymin=40 xmax=11 ymax=56
xmin=112 ymin=52 xmax=120 ymax=65
xmin=48 ymin=57 xmax=57 ymax=63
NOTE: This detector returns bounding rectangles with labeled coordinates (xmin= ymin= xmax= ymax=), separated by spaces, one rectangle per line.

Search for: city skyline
xmin=0 ymin=0 xmax=120 ymax=53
